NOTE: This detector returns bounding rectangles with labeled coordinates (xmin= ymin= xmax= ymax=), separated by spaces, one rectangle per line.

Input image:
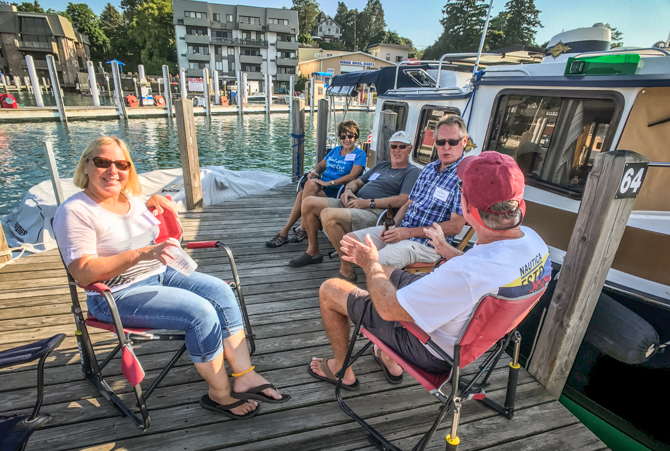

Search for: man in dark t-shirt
xmin=289 ymin=131 xmax=420 ymax=280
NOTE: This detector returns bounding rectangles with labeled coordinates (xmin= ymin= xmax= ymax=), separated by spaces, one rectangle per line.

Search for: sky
xmin=39 ymin=0 xmax=670 ymax=50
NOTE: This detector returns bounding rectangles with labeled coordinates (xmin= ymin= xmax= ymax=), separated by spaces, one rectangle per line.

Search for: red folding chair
xmin=54 ymin=204 xmax=254 ymax=431
xmin=336 ymin=284 xmax=549 ymax=451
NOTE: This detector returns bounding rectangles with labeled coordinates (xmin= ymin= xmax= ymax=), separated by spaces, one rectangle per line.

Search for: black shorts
xmin=346 ymin=269 xmax=452 ymax=374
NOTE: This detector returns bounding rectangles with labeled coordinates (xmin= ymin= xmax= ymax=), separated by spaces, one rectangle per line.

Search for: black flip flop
xmin=199 ymin=394 xmax=260 ymax=420
xmin=307 ymin=358 xmax=360 ymax=391
xmin=371 ymin=346 xmax=403 ymax=384
xmin=232 ymin=384 xmax=292 ymax=404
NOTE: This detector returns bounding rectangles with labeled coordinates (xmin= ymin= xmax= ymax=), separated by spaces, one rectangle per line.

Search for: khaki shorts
xmin=326 ymin=198 xmax=386 ymax=231
xmin=352 ymin=225 xmax=441 ymax=269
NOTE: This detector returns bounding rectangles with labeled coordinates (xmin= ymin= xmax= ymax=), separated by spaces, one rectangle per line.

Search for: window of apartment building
xmin=269 ymin=18 xmax=289 ymax=25
xmin=277 ymin=67 xmax=296 ymax=74
xmin=212 ymin=30 xmax=232 ymax=39
xmin=215 ymin=61 xmax=224 ymax=71
xmin=241 ymin=64 xmax=261 ymax=72
xmin=188 ymin=45 xmax=209 ymax=54
xmin=396 ymin=56 xmax=403 ymax=62
xmin=239 ymin=16 xmax=261 ymax=25
xmin=386 ymin=53 xmax=391 ymax=61
xmin=227 ymin=47 xmax=235 ymax=55
xmin=240 ymin=48 xmax=261 ymax=56
xmin=277 ymin=34 xmax=296 ymax=42
xmin=186 ymin=27 xmax=207 ymax=36
xmin=20 ymin=17 xmax=49 ymax=34
xmin=21 ymin=34 xmax=50 ymax=43
xmin=189 ymin=62 xmax=210 ymax=69
xmin=230 ymin=62 xmax=235 ymax=71
xmin=278 ymin=52 xmax=297 ymax=59
xmin=214 ymin=46 xmax=222 ymax=55
xmin=226 ymin=14 xmax=233 ymax=22
xmin=213 ymin=13 xmax=220 ymax=21
xmin=184 ymin=11 xmax=207 ymax=19
xmin=242 ymin=31 xmax=252 ymax=40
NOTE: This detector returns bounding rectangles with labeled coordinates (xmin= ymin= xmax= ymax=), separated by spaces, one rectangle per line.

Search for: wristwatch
xmin=369 ymin=199 xmax=375 ymax=209
xmin=331 ymin=181 xmax=335 ymax=186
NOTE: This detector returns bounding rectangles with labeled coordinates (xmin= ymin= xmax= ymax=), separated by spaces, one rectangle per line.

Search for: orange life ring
xmin=125 ymin=94 xmax=139 ymax=107
xmin=155 ymin=95 xmax=166 ymax=106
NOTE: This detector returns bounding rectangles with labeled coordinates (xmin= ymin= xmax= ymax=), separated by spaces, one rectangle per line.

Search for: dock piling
xmin=43 ymin=141 xmax=65 ymax=206
xmin=179 ymin=67 xmax=187 ymax=99
xmin=316 ymin=98 xmax=329 ymax=162
xmin=527 ymin=149 xmax=651 ymax=398
xmin=310 ymin=77 xmax=315 ymax=114
xmin=86 ymin=61 xmax=100 ymax=107
xmin=174 ymin=98 xmax=204 ymax=210
xmin=111 ymin=60 xmax=127 ymax=120
xmin=162 ymin=65 xmax=172 ymax=118
xmin=291 ymin=98 xmax=305 ymax=182
xmin=289 ymin=75 xmax=294 ymax=113
xmin=213 ymin=70 xmax=220 ymax=105
xmin=202 ymin=68 xmax=211 ymax=117
xmin=242 ymin=73 xmax=248 ymax=112
xmin=46 ymin=55 xmax=66 ymax=123
xmin=25 ymin=55 xmax=44 ymax=107
xmin=236 ymin=71 xmax=243 ymax=114
xmin=375 ymin=109 xmax=397 ymax=164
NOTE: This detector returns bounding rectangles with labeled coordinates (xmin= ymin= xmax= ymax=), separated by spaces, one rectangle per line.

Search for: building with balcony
xmin=173 ymin=0 xmax=299 ymax=94
xmin=310 ymin=13 xmax=341 ymax=43
xmin=0 ymin=4 xmax=90 ymax=88
xmin=367 ymin=43 xmax=411 ymax=64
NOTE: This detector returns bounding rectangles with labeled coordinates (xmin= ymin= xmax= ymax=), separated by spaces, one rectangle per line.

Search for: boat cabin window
xmin=381 ymin=101 xmax=408 ymax=134
xmin=413 ymin=107 xmax=461 ymax=165
xmin=487 ymin=94 xmax=617 ymax=195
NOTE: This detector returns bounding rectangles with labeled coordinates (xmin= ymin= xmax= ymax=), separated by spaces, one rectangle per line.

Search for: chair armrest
xmin=186 ymin=241 xmax=219 ymax=249
xmin=400 ymin=321 xmax=431 ymax=344
xmin=79 ymin=283 xmax=112 ymax=295
xmin=0 ymin=334 xmax=66 ymax=370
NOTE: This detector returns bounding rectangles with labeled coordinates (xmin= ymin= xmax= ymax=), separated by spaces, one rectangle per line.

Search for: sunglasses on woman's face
xmin=390 ymin=144 xmax=408 ymax=150
xmin=88 ymin=157 xmax=132 ymax=171
xmin=435 ymin=138 xmax=463 ymax=147
xmin=340 ymin=134 xmax=356 ymax=140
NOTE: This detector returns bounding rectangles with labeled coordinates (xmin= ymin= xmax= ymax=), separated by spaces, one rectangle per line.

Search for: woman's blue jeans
xmin=86 ymin=267 xmax=243 ymax=363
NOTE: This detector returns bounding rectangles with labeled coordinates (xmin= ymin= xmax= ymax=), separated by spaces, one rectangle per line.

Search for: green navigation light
xmin=565 ymin=54 xmax=641 ymax=76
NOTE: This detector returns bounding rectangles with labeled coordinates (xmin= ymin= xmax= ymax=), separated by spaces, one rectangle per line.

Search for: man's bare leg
xmin=310 ymin=278 xmax=358 ymax=385
xmin=320 ymin=210 xmax=354 ymax=277
xmin=338 ymin=231 xmax=361 ymax=278
xmin=279 ymin=182 xmax=326 ymax=236
xmin=302 ymin=196 xmax=334 ymax=256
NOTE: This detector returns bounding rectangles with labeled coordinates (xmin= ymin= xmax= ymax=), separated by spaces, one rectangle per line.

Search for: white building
xmin=367 ymin=43 xmax=411 ymax=63
xmin=311 ymin=13 xmax=341 ymax=42
xmin=173 ymin=0 xmax=299 ymax=94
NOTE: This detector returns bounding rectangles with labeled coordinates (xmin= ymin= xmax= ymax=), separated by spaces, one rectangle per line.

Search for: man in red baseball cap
xmin=308 ymin=151 xmax=551 ymax=390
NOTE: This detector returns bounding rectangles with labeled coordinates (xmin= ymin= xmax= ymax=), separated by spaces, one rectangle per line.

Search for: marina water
xmin=0 ymin=111 xmax=375 ymax=216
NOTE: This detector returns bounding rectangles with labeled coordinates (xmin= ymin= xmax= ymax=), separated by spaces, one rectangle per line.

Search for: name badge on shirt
xmin=344 ymin=153 xmax=356 ymax=162
xmin=368 ymin=173 xmax=380 ymax=181
xmin=433 ymin=187 xmax=449 ymax=202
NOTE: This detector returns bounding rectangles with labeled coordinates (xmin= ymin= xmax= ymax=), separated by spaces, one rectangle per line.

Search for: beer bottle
xmin=384 ymin=205 xmax=395 ymax=231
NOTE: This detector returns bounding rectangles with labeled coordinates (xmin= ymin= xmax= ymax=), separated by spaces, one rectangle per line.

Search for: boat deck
xmin=0 ymin=184 xmax=608 ymax=450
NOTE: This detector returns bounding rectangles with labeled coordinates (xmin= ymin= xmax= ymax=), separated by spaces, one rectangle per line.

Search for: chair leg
xmin=504 ymin=332 xmax=522 ymax=419
xmin=445 ymin=398 xmax=462 ymax=451
xmin=28 ymin=353 xmax=49 ymax=421
xmin=412 ymin=400 xmax=452 ymax=451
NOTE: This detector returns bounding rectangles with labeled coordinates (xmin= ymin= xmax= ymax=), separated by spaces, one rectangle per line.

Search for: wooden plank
xmin=528 ymin=150 xmax=650 ymax=397
xmin=174 ymin=98 xmax=204 ymax=210
xmin=483 ymin=423 xmax=608 ymax=451
xmin=316 ymin=98 xmax=329 ymax=162
xmin=0 ymin=224 xmax=10 ymax=265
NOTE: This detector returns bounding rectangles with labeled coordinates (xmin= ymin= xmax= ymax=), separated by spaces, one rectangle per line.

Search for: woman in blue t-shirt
xmin=266 ymin=120 xmax=367 ymax=247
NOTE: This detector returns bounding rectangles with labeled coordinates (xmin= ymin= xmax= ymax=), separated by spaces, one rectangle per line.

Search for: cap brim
xmin=389 ymin=139 xmax=412 ymax=144
xmin=456 ymin=155 xmax=476 ymax=179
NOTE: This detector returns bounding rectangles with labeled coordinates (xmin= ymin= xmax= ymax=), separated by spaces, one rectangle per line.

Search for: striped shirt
xmin=400 ymin=157 xmax=464 ymax=247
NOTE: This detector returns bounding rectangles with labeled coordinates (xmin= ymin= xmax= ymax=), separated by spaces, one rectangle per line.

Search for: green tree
xmin=334 ymin=2 xmax=358 ymax=51
xmin=368 ymin=30 xmax=421 ymax=57
xmin=485 ymin=11 xmax=508 ymax=50
xmin=358 ymin=0 xmax=386 ymax=51
xmin=100 ymin=3 xmax=131 ymax=60
xmin=320 ymin=41 xmax=347 ymax=51
xmin=291 ymin=0 xmax=320 ymax=36
xmin=605 ymin=23 xmax=624 ymax=48
xmin=14 ymin=1 xmax=44 ymax=13
xmin=45 ymin=8 xmax=71 ymax=21
xmin=127 ymin=0 xmax=177 ymax=73
xmin=66 ymin=3 xmax=110 ymax=59
xmin=423 ymin=0 xmax=489 ymax=59
xmin=501 ymin=0 xmax=541 ymax=47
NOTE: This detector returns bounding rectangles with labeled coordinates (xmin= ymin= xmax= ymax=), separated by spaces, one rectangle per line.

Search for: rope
xmin=0 ymin=242 xmax=45 ymax=270
xmin=464 ymin=70 xmax=485 ymax=132
xmin=291 ymin=132 xmax=305 ymax=148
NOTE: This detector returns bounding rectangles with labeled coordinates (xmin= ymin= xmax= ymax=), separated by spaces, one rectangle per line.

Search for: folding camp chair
xmin=54 ymin=205 xmax=255 ymax=431
xmin=404 ymin=226 xmax=476 ymax=274
xmin=337 ymin=284 xmax=549 ymax=451
xmin=0 ymin=333 xmax=65 ymax=451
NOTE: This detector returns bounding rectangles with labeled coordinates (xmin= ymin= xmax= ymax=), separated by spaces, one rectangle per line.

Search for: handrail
xmin=573 ymin=47 xmax=670 ymax=58
xmin=648 ymin=162 xmax=670 ymax=167
xmin=480 ymin=68 xmax=531 ymax=77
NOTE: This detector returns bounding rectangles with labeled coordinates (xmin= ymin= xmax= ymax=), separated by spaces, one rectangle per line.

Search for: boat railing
xmin=572 ymin=47 xmax=670 ymax=59
xmin=648 ymin=162 xmax=670 ymax=167
xmin=480 ymin=68 xmax=532 ymax=77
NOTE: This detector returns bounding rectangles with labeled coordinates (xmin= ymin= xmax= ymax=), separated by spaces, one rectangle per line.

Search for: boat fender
xmin=125 ymin=95 xmax=139 ymax=107
xmin=154 ymin=95 xmax=165 ymax=106
xmin=584 ymin=293 xmax=659 ymax=364
xmin=0 ymin=93 xmax=19 ymax=109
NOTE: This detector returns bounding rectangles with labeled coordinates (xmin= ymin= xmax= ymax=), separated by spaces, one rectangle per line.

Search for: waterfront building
xmin=297 ymin=47 xmax=349 ymax=62
xmin=367 ymin=42 xmax=411 ymax=63
xmin=172 ymin=0 xmax=299 ymax=94
xmin=0 ymin=4 xmax=90 ymax=89
xmin=310 ymin=13 xmax=341 ymax=42
xmin=298 ymin=51 xmax=396 ymax=77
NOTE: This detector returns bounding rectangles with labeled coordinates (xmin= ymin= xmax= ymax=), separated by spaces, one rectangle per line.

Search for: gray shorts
xmin=352 ymin=225 xmax=441 ymax=268
xmin=346 ymin=269 xmax=453 ymax=373
xmin=326 ymin=198 xmax=386 ymax=231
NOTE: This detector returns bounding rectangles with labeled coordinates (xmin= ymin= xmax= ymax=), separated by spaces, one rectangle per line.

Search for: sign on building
xmin=339 ymin=60 xmax=375 ymax=67
xmin=188 ymin=77 xmax=204 ymax=92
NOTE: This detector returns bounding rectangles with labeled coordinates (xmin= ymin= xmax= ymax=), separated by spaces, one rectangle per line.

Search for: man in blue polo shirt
xmin=340 ymin=114 xmax=468 ymax=280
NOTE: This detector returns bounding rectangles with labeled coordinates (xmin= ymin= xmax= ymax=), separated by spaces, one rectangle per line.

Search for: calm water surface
xmin=0 ymin=111 xmax=375 ymax=216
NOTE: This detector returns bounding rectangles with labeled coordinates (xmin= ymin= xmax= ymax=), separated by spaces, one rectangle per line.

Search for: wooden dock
xmin=0 ymin=184 xmax=608 ymax=451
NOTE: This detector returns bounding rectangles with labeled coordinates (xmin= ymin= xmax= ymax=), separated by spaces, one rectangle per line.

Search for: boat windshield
xmin=487 ymin=94 xmax=617 ymax=195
